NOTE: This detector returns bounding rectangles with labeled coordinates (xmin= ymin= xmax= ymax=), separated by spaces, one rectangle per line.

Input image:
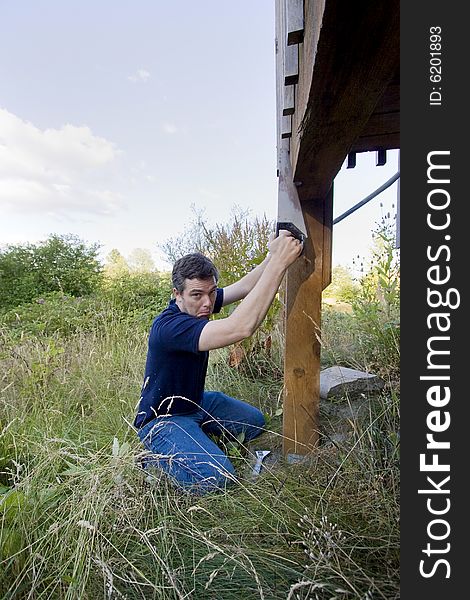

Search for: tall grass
xmin=1 ymin=240 xmax=400 ymax=599
xmin=321 ymin=220 xmax=400 ymax=380
xmin=1 ymin=316 xmax=399 ymax=599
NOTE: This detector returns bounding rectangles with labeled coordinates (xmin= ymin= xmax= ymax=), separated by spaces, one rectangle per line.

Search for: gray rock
xmin=320 ymin=366 xmax=384 ymax=400
xmin=321 ymin=398 xmax=369 ymax=420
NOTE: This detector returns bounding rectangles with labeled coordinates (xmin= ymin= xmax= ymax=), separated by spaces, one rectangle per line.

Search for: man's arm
xmin=199 ymin=232 xmax=302 ymax=351
xmin=222 ymin=253 xmax=271 ymax=306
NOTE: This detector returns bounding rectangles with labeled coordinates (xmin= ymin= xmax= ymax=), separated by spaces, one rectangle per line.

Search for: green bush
xmin=0 ymin=292 xmax=106 ymax=338
xmin=323 ymin=265 xmax=359 ymax=303
xmin=0 ymin=272 xmax=172 ymax=340
xmin=0 ymin=234 xmax=103 ymax=310
xmin=100 ymin=271 xmax=172 ymax=325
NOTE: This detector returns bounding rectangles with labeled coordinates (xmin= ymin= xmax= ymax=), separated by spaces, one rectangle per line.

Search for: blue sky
xmin=0 ymin=0 xmax=399 ymax=271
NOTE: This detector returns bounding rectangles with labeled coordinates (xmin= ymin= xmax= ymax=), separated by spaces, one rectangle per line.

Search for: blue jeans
xmin=137 ymin=391 xmax=265 ymax=493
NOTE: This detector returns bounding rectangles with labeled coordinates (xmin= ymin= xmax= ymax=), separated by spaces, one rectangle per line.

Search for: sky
xmin=0 ymin=0 xmax=399 ymax=273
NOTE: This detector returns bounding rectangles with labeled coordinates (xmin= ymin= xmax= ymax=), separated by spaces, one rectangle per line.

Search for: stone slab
xmin=320 ymin=366 xmax=384 ymax=400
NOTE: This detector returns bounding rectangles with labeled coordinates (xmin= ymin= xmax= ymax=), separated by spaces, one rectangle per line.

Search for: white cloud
xmin=0 ymin=108 xmax=124 ymax=216
xmin=128 ymin=68 xmax=151 ymax=83
xmin=162 ymin=122 xmax=178 ymax=134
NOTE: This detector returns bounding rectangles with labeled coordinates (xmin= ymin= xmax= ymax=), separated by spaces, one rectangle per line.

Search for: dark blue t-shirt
xmin=134 ymin=288 xmax=224 ymax=429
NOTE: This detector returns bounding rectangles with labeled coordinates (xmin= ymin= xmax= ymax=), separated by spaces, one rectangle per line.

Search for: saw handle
xmin=276 ymin=222 xmax=306 ymax=249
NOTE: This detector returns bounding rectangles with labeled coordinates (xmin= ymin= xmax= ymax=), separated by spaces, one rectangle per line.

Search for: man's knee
xmin=162 ymin=451 xmax=236 ymax=492
xmin=252 ymin=408 xmax=266 ymax=429
xmin=244 ymin=407 xmax=265 ymax=440
xmin=200 ymin=455 xmax=236 ymax=490
xmin=179 ymin=453 xmax=236 ymax=493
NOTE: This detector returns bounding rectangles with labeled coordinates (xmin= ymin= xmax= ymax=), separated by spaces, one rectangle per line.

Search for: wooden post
xmin=282 ymin=186 xmax=333 ymax=458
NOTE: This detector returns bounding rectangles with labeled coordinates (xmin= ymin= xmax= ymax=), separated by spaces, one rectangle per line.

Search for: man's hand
xmin=268 ymin=229 xmax=303 ymax=268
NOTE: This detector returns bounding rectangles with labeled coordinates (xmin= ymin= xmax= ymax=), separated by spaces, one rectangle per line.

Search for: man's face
xmin=174 ymin=277 xmax=217 ymax=318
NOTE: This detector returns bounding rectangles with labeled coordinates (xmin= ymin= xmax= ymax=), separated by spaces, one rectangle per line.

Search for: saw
xmin=276 ymin=144 xmax=308 ymax=243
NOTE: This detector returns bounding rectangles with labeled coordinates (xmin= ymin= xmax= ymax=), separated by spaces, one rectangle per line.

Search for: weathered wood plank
xmin=286 ymin=0 xmax=304 ymax=45
xmin=288 ymin=0 xmax=325 ymax=145
xmin=349 ymin=132 xmax=400 ymax=153
xmin=373 ymin=79 xmax=400 ymax=114
xmin=275 ymin=0 xmax=285 ymax=166
xmin=356 ymin=112 xmax=399 ymax=139
xmin=283 ymin=85 xmax=295 ymax=115
xmin=281 ymin=115 xmax=292 ymax=138
xmin=284 ymin=43 xmax=299 ymax=85
xmin=350 ymin=111 xmax=400 ymax=152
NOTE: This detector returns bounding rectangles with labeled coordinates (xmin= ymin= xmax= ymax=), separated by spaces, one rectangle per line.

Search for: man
xmin=134 ymin=230 xmax=303 ymax=493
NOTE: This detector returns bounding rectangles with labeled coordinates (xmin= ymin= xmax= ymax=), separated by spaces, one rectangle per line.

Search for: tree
xmin=128 ymin=248 xmax=155 ymax=273
xmin=0 ymin=234 xmax=103 ymax=310
xmin=104 ymin=249 xmax=130 ymax=278
xmin=323 ymin=265 xmax=359 ymax=303
xmin=159 ymin=205 xmax=274 ymax=286
xmin=0 ymin=244 xmax=38 ymax=309
xmin=159 ymin=205 xmax=207 ymax=264
xmin=201 ymin=208 xmax=273 ymax=287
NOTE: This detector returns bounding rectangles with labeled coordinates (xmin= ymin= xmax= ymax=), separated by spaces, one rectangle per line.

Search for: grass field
xmin=0 ymin=288 xmax=399 ymax=599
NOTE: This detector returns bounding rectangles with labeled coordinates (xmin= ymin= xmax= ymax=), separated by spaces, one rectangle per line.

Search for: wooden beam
xmin=347 ymin=152 xmax=357 ymax=169
xmin=355 ymin=112 xmax=400 ymax=141
xmin=350 ymin=132 xmax=400 ymax=153
xmin=340 ymin=74 xmax=400 ymax=153
xmin=291 ymin=0 xmax=400 ymax=200
xmin=282 ymin=187 xmax=332 ymax=457
xmin=373 ymin=78 xmax=400 ymax=114
xmin=376 ymin=148 xmax=387 ymax=166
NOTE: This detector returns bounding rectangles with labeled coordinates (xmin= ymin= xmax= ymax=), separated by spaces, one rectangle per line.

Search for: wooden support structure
xmin=376 ymin=149 xmax=387 ymax=166
xmin=347 ymin=152 xmax=356 ymax=169
xmin=275 ymin=0 xmax=400 ymax=458
xmin=283 ymin=187 xmax=333 ymax=455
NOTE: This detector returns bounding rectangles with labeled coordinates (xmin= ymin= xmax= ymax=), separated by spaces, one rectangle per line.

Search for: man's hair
xmin=172 ymin=253 xmax=219 ymax=292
